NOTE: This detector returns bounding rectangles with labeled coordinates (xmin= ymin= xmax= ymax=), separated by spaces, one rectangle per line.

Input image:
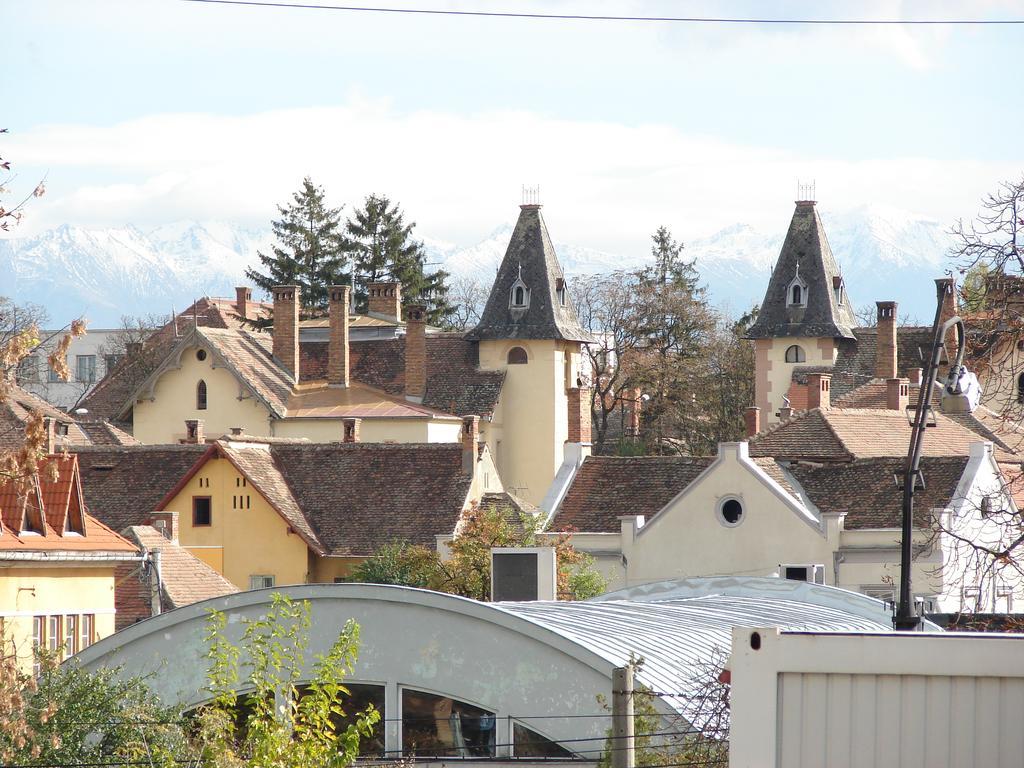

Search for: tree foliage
xmin=575 ymin=226 xmax=747 ymax=455
xmin=195 ymin=593 xmax=379 ymax=768
xmin=345 ymin=194 xmax=454 ymax=325
xmin=348 ymin=504 xmax=607 ymax=601
xmin=245 ymin=177 xmax=349 ymax=315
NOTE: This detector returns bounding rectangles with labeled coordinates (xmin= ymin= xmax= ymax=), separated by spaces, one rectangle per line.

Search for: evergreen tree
xmin=246 ymin=177 xmax=349 ymax=315
xmin=345 ymin=194 xmax=455 ymax=325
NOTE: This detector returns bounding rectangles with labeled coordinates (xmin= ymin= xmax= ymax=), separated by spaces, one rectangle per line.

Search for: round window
xmin=718 ymin=497 xmax=744 ymax=527
xmin=196 ymin=349 xmax=208 ymax=361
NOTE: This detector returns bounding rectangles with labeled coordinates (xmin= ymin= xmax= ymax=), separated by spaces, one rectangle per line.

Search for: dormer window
xmin=833 ymin=276 xmax=844 ymax=305
xmin=556 ymin=278 xmax=567 ymax=307
xmin=787 ymin=265 xmax=808 ymax=308
xmin=509 ymin=276 xmax=530 ymax=310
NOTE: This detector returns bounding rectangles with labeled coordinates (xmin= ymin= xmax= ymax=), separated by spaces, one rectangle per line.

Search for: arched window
xmin=197 ymin=379 xmax=208 ymax=410
xmin=509 ymin=275 xmax=530 ymax=310
xmin=784 ymin=345 xmax=806 ymax=363
xmin=1017 ymin=373 xmax=1024 ymax=404
xmin=791 ymin=285 xmax=802 ymax=305
xmin=507 ymin=347 xmax=528 ymax=365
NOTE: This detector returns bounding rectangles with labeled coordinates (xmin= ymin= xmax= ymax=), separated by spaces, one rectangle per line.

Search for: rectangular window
xmin=193 ymin=496 xmax=212 ymax=526
xmin=47 ymin=615 xmax=61 ymax=655
xmin=249 ymin=575 xmax=275 ymax=590
xmin=80 ymin=614 xmax=94 ymax=650
xmin=48 ymin=364 xmax=62 ymax=383
xmin=75 ymin=355 xmax=97 ymax=383
xmin=64 ymin=615 xmax=78 ymax=657
xmin=33 ymin=616 xmax=45 ymax=676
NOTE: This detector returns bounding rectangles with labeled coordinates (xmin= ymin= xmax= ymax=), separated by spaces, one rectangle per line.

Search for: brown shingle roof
xmin=80 ymin=296 xmax=259 ymax=422
xmin=73 ymin=445 xmax=208 ymax=531
xmin=829 ymin=326 xmax=933 ymax=398
xmin=0 ymin=384 xmax=134 ymax=450
xmin=788 ymin=456 xmax=970 ymax=529
xmin=550 ymin=455 xmax=716 ymax=533
xmin=344 ymin=334 xmax=506 ymax=417
xmin=122 ymin=525 xmax=238 ymax=607
xmin=750 ymin=407 xmax=1018 ymax=463
xmin=268 ymin=443 xmax=474 ymax=556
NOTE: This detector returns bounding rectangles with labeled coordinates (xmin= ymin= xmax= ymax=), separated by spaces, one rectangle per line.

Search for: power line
xmin=180 ymin=0 xmax=1024 ymax=25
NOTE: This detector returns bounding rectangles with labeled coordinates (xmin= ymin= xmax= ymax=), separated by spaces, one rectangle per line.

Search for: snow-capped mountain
xmin=0 ymin=206 xmax=956 ymax=327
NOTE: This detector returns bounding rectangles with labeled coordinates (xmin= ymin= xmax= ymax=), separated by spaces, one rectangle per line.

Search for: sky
xmin=4 ymin=0 xmax=1024 ymax=257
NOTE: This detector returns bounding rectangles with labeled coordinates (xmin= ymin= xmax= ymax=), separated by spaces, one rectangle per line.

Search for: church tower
xmin=746 ymin=199 xmax=857 ymax=425
xmin=468 ymin=202 xmax=594 ymax=507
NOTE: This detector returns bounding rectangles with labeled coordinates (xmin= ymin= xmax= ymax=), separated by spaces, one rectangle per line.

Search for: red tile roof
xmin=0 ymin=455 xmax=138 ymax=554
xmin=122 ymin=525 xmax=238 ymax=607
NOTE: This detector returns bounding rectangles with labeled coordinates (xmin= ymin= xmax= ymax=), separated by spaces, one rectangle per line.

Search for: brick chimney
xmin=342 ymin=417 xmax=361 ymax=443
xmin=887 ymin=377 xmax=910 ymax=411
xmin=43 ymin=417 xmax=56 ymax=454
xmin=807 ymin=373 xmax=831 ymax=410
xmin=567 ymin=387 xmax=592 ymax=444
xmin=908 ymin=367 xmax=923 ymax=386
xmin=744 ymin=406 xmax=760 ymax=438
xmin=778 ymin=406 xmax=793 ymax=421
xmin=184 ymin=419 xmax=204 ymax=444
xmin=235 ymin=286 xmax=252 ymax=319
xmin=368 ymin=282 xmax=402 ymax=320
xmin=328 ymin=285 xmax=350 ymax=388
xmin=272 ymin=285 xmax=300 ymax=383
xmin=461 ymin=415 xmax=479 ymax=477
xmin=937 ymin=277 xmax=959 ymax=368
xmin=148 ymin=510 xmax=179 ymax=544
xmin=875 ymin=301 xmax=897 ymax=380
xmin=405 ymin=305 xmax=427 ymax=402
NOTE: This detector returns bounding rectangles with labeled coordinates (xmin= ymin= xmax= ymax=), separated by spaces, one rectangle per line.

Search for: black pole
xmin=895 ymin=279 xmax=953 ymax=630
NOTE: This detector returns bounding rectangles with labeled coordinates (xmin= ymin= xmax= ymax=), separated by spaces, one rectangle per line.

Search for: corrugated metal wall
xmin=777 ymin=672 xmax=1024 ymax=768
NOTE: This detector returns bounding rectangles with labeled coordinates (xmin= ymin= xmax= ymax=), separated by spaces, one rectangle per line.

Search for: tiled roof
xmin=268 ymin=443 xmax=475 ymax=556
xmin=73 ymin=445 xmax=208 ymax=531
xmin=285 ymin=383 xmax=454 ymax=420
xmin=550 ymin=455 xmax=716 ymax=533
xmin=467 ymin=205 xmax=595 ymax=343
xmin=122 ymin=525 xmax=238 ymax=607
xmin=746 ymin=202 xmax=857 ymax=340
xmin=0 ymin=384 xmax=134 ymax=450
xmin=787 ymin=456 xmax=970 ymax=529
xmin=196 ymin=328 xmax=293 ymax=417
xmin=157 ymin=440 xmax=477 ymax=557
xmin=829 ymin=326 xmax=933 ymax=398
xmin=80 ymin=296 xmax=259 ymax=422
xmin=750 ymin=407 xmax=1018 ymax=462
xmin=322 ymin=334 xmax=506 ymax=417
xmin=0 ymin=455 xmax=138 ymax=554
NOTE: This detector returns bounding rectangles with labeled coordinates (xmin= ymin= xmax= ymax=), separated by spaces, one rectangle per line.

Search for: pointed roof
xmin=467 ymin=205 xmax=595 ymax=343
xmin=746 ymin=201 xmax=857 ymax=340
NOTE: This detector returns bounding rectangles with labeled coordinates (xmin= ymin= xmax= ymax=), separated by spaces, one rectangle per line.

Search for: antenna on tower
xmin=521 ymin=185 xmax=541 ymax=206
xmin=796 ymin=179 xmax=817 ymax=202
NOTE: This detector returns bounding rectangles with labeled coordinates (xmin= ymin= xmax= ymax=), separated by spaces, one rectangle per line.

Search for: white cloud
xmin=6 ymin=98 xmax=1019 ymax=256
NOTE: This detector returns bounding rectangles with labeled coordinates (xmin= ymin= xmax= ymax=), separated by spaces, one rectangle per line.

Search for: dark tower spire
xmin=746 ymin=200 xmax=856 ymax=340
xmin=468 ymin=204 xmax=594 ymax=343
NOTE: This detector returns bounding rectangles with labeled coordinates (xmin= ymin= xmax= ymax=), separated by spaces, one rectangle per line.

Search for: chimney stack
xmin=328 ymin=285 xmax=350 ymax=388
xmin=778 ymin=406 xmax=793 ymax=421
xmin=567 ymin=387 xmax=592 ymax=444
xmin=43 ymin=417 xmax=56 ymax=454
xmin=405 ymin=305 xmax=427 ymax=402
xmin=908 ymin=367 xmax=923 ymax=386
xmin=272 ymin=285 xmax=300 ymax=383
xmin=235 ymin=286 xmax=252 ymax=320
xmin=184 ymin=419 xmax=204 ymax=444
xmin=807 ymin=373 xmax=831 ymax=410
xmin=461 ymin=415 xmax=480 ymax=477
xmin=368 ymin=282 xmax=402 ymax=321
xmin=875 ymin=301 xmax=898 ymax=380
xmin=148 ymin=510 xmax=180 ymax=544
xmin=342 ymin=417 xmax=361 ymax=443
xmin=744 ymin=406 xmax=760 ymax=438
xmin=887 ymin=378 xmax=910 ymax=411
xmin=937 ymin=278 xmax=959 ymax=369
